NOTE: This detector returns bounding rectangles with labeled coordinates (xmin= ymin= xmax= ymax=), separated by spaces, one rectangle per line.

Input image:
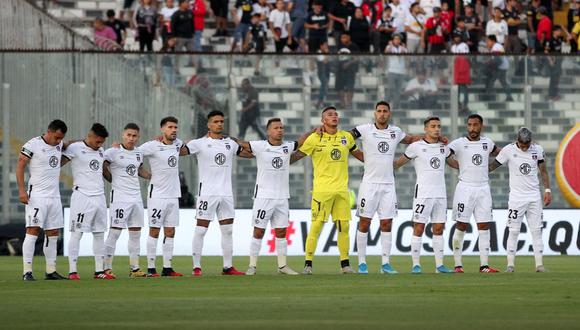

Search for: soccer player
xmin=62 ymin=123 xmax=113 ymax=280
xmin=103 ymin=123 xmax=152 ymax=278
xmin=185 ymin=110 xmax=246 ymax=276
xmin=394 ymin=116 xmax=455 ymax=274
xmin=489 ymin=127 xmax=552 ymax=273
xmin=448 ymin=114 xmax=501 ymax=273
xmin=139 ymin=116 xmax=186 ymax=277
xmin=352 ymin=101 xmax=425 ymax=275
xmin=17 ymin=120 xmax=68 ymax=281
xmin=235 ymin=118 xmax=307 ymax=276
xmin=291 ymin=106 xmax=364 ymax=274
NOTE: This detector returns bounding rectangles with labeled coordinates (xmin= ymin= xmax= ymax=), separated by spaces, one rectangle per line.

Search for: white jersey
xmin=139 ymin=139 xmax=183 ymax=199
xmin=353 ymin=124 xmax=406 ymax=184
xmin=448 ymin=136 xmax=497 ymax=186
xmin=249 ymin=140 xmax=297 ymax=199
xmin=62 ymin=141 xmax=105 ymax=196
xmin=104 ymin=145 xmax=144 ymax=203
xmin=186 ymin=136 xmax=241 ymax=197
xmin=495 ymin=143 xmax=544 ymax=202
xmin=20 ymin=136 xmax=63 ymax=198
xmin=404 ymin=140 xmax=451 ymax=199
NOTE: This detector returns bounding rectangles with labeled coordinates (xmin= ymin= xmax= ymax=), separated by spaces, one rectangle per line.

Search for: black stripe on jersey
xmin=538 ymin=159 xmax=545 ymax=164
xmin=198 ymin=182 xmax=202 ymax=196
xmin=349 ymin=145 xmax=357 ymax=152
xmin=28 ymin=185 xmax=33 ymax=197
xmin=20 ymin=148 xmax=33 ymax=159
xmin=293 ymin=141 xmax=298 ymax=151
xmin=254 ymin=185 xmax=258 ymax=198
xmin=351 ymin=128 xmax=361 ymax=139
xmin=414 ymin=184 xmax=418 ymax=198
xmin=236 ymin=146 xmax=243 ymax=155
xmin=149 ymin=184 xmax=153 ymax=198
xmin=111 ymin=190 xmax=114 ymax=203
xmin=62 ymin=154 xmax=72 ymax=160
xmin=403 ymin=153 xmax=412 ymax=159
xmin=247 ymin=142 xmax=253 ymax=153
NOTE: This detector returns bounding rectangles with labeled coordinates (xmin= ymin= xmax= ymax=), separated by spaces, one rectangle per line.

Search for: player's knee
xmin=413 ymin=223 xmax=425 ymax=236
xmin=432 ymin=224 xmax=444 ymax=235
xmin=253 ymin=227 xmax=266 ymax=239
xmin=164 ymin=227 xmax=175 ymax=238
xmin=455 ymin=222 xmax=468 ymax=232
xmin=196 ymin=219 xmax=210 ymax=228
xmin=357 ymin=219 xmax=370 ymax=233
xmin=44 ymin=229 xmax=59 ymax=237
xmin=274 ymin=228 xmax=286 ymax=239
xmin=149 ymin=228 xmax=160 ymax=238
xmin=380 ymin=220 xmax=392 ymax=232
xmin=477 ymin=222 xmax=490 ymax=231
xmin=26 ymin=227 xmax=41 ymax=236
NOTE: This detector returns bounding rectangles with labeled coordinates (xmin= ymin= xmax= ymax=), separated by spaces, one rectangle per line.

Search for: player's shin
xmin=93 ymin=232 xmax=105 ymax=273
xmin=147 ymin=236 xmax=158 ymax=269
xmin=192 ymin=226 xmax=208 ymax=268
xmin=104 ymin=228 xmax=122 ymax=270
xmin=506 ymin=228 xmax=520 ymax=267
xmin=411 ymin=235 xmax=422 ymax=266
xmin=356 ymin=230 xmax=368 ymax=265
xmin=452 ymin=229 xmax=465 ymax=267
xmin=23 ymin=234 xmax=37 ymax=274
xmin=220 ymin=224 xmax=234 ymax=268
xmin=305 ymin=220 xmax=324 ymax=264
xmin=380 ymin=232 xmax=392 ymax=265
xmin=43 ymin=235 xmax=58 ymax=274
xmin=478 ymin=229 xmax=491 ymax=266
xmin=275 ymin=238 xmax=287 ymax=268
xmin=68 ymin=231 xmax=83 ymax=273
xmin=337 ymin=220 xmax=350 ymax=263
xmin=128 ymin=230 xmax=141 ymax=270
xmin=531 ymin=228 xmax=544 ymax=267
xmin=433 ymin=235 xmax=444 ymax=268
xmin=249 ymin=237 xmax=262 ymax=267
xmin=162 ymin=237 xmax=174 ymax=268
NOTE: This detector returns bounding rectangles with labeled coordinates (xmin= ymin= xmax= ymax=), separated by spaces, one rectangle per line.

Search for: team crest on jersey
xmin=89 ymin=159 xmax=100 ymax=171
xmin=120 ymin=156 xmax=124 ymax=159
xmin=482 ymin=143 xmax=488 ymax=151
xmin=282 ymin=146 xmax=288 ymax=154
xmin=422 ymin=148 xmax=427 ymax=153
xmin=215 ymin=153 xmax=226 ymax=165
xmin=330 ymin=148 xmax=342 ymax=160
xmin=272 ymin=157 xmax=283 ymax=169
xmin=176 ymin=146 xmax=180 ymax=152
xmin=519 ymin=163 xmax=532 ymax=175
xmin=136 ymin=155 xmax=141 ymax=162
xmin=440 ymin=148 xmax=445 ymax=154
xmin=472 ymin=154 xmax=483 ymax=166
xmin=99 ymin=152 xmax=103 ymax=157
xmin=56 ymin=146 xmax=61 ymax=151
xmin=168 ymin=156 xmax=177 ymax=167
xmin=126 ymin=164 xmax=137 ymax=176
xmin=390 ymin=132 xmax=396 ymax=139
xmin=341 ymin=137 xmax=347 ymax=145
xmin=430 ymin=157 xmax=441 ymax=169
xmin=48 ymin=156 xmax=59 ymax=168
xmin=225 ymin=144 xmax=231 ymax=150
xmin=532 ymin=154 xmax=538 ymax=160
xmin=377 ymin=141 xmax=389 ymax=153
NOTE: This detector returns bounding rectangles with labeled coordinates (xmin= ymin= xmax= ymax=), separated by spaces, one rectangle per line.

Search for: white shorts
xmin=507 ymin=199 xmax=543 ymax=230
xmin=25 ymin=197 xmax=63 ymax=230
xmin=110 ymin=201 xmax=144 ymax=229
xmin=252 ymin=198 xmax=289 ymax=229
xmin=196 ymin=196 xmax=235 ymax=221
xmin=412 ymin=198 xmax=447 ymax=224
xmin=147 ymin=198 xmax=180 ymax=228
xmin=452 ymin=182 xmax=493 ymax=224
xmin=356 ymin=182 xmax=398 ymax=220
xmin=69 ymin=191 xmax=107 ymax=233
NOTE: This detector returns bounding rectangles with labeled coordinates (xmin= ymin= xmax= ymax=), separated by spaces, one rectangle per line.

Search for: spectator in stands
xmin=252 ymin=0 xmax=271 ymax=31
xmin=484 ymin=35 xmax=513 ymax=101
xmin=105 ymin=10 xmax=126 ymax=48
xmin=527 ymin=0 xmax=541 ymax=53
xmin=503 ymin=0 xmax=521 ymax=53
xmin=462 ymin=3 xmax=482 ymax=53
xmin=567 ymin=0 xmax=580 ymax=51
xmin=159 ymin=37 xmax=177 ymax=86
xmin=121 ymin=0 xmax=137 ymax=28
xmin=133 ymin=0 xmax=157 ymax=52
xmin=289 ymin=0 xmax=309 ymax=51
xmin=94 ymin=18 xmax=120 ymax=50
xmin=572 ymin=19 xmax=580 ymax=52
xmin=160 ymin=0 xmax=178 ymax=45
xmin=172 ymin=0 xmax=195 ymax=52
xmin=329 ymin=0 xmax=355 ymax=43
xmin=211 ymin=0 xmax=229 ymax=36
xmin=192 ymin=0 xmax=207 ymax=52
xmin=385 ymin=33 xmax=407 ymax=110
xmin=544 ymin=26 xmax=564 ymax=100
xmin=389 ymin=0 xmax=407 ymax=41
xmin=245 ymin=13 xmax=267 ymax=75
xmin=485 ymin=7 xmax=508 ymax=46
xmin=405 ymin=2 xmax=426 ymax=53
xmin=420 ymin=0 xmax=442 ymax=18
xmin=439 ymin=2 xmax=454 ymax=34
xmin=403 ymin=67 xmax=438 ymax=109
xmin=536 ymin=6 xmax=552 ymax=53
xmin=315 ymin=43 xmax=331 ymax=108
xmin=453 ymin=17 xmax=470 ymax=44
xmin=348 ymin=8 xmax=371 ymax=53
xmin=269 ymin=0 xmax=298 ymax=53
xmin=232 ymin=0 xmax=254 ymax=51
xmin=335 ymin=32 xmax=360 ymax=109
xmin=423 ymin=7 xmax=448 ymax=53
xmin=238 ymin=78 xmax=267 ymax=140
xmin=451 ymin=31 xmax=471 ymax=112
xmin=375 ymin=6 xmax=396 ymax=53
xmin=305 ymin=1 xmax=330 ymax=53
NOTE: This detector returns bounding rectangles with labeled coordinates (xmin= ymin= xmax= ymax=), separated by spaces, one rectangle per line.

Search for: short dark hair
xmin=375 ymin=101 xmax=390 ymax=110
xmin=456 ymin=17 xmax=464 ymax=22
xmin=90 ymin=123 xmax=109 ymax=138
xmin=467 ymin=114 xmax=483 ymax=124
xmin=321 ymin=106 xmax=337 ymax=114
xmin=553 ymin=25 xmax=562 ymax=31
xmin=207 ymin=110 xmax=225 ymax=121
xmin=487 ymin=35 xmax=497 ymax=43
xmin=124 ymin=123 xmax=140 ymax=131
xmin=424 ymin=116 xmax=440 ymax=126
xmin=267 ymin=118 xmax=282 ymax=129
xmin=341 ymin=31 xmax=350 ymax=37
xmin=106 ymin=9 xmax=115 ymax=17
xmin=160 ymin=116 xmax=178 ymax=127
xmin=48 ymin=119 xmax=68 ymax=134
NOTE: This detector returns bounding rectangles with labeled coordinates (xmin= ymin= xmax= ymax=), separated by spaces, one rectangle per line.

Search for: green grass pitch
xmin=1 ymin=255 xmax=579 ymax=329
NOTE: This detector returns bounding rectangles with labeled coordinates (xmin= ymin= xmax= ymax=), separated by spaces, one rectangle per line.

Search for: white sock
xmin=220 ymin=224 xmax=233 ymax=268
xmin=128 ymin=231 xmax=141 ymax=271
xmin=411 ymin=235 xmax=422 ymax=267
xmin=147 ymin=236 xmax=158 ymax=269
xmin=104 ymin=228 xmax=122 ymax=270
xmin=452 ymin=229 xmax=465 ymax=267
xmin=381 ymin=232 xmax=392 ymax=265
xmin=163 ymin=236 xmax=174 ymax=268
xmin=478 ymin=229 xmax=491 ymax=267
xmin=275 ymin=238 xmax=287 ymax=268
xmin=356 ymin=230 xmax=367 ymax=265
xmin=93 ymin=232 xmax=105 ymax=273
xmin=68 ymin=231 xmax=83 ymax=274
xmin=506 ymin=229 xmax=520 ymax=267
xmin=249 ymin=237 xmax=262 ymax=268
xmin=531 ymin=228 xmax=544 ymax=267
xmin=43 ymin=235 xmax=58 ymax=274
xmin=433 ymin=235 xmax=444 ymax=268
xmin=192 ymin=226 xmax=208 ymax=268
xmin=22 ymin=234 xmax=37 ymax=274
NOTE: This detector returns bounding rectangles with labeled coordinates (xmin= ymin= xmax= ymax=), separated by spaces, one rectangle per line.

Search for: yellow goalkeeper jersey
xmin=299 ymin=130 xmax=357 ymax=192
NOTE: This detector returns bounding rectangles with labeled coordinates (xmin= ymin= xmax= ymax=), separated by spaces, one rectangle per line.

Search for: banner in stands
xmin=64 ymin=209 xmax=580 ymax=256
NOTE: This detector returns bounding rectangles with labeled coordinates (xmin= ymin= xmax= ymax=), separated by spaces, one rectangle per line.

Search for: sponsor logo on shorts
xmin=49 ymin=155 xmax=59 ymax=168
xmin=126 ymin=164 xmax=137 ymax=176
xmin=377 ymin=141 xmax=390 ymax=153
xmin=168 ymin=156 xmax=177 ymax=167
xmin=519 ymin=162 xmax=532 ymax=175
xmin=89 ymin=159 xmax=100 ymax=171
xmin=472 ymin=154 xmax=483 ymax=166
xmin=330 ymin=148 xmax=341 ymax=160
xmin=430 ymin=157 xmax=441 ymax=169
xmin=272 ymin=157 xmax=283 ymax=169
xmin=215 ymin=153 xmax=226 ymax=165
